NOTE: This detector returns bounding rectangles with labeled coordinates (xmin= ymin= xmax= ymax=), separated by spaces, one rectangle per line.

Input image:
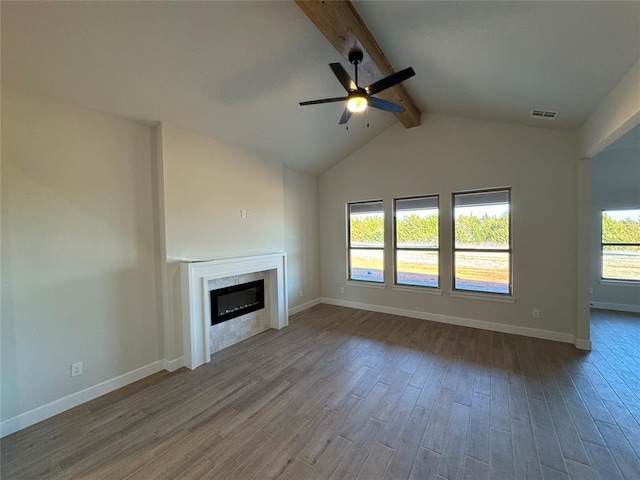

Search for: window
xmin=348 ymin=200 xmax=384 ymax=283
xmin=601 ymin=209 xmax=640 ymax=282
xmin=453 ymin=188 xmax=511 ymax=294
xmin=394 ymin=195 xmax=439 ymax=288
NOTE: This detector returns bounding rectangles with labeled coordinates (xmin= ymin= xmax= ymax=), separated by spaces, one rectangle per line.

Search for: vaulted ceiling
xmin=2 ymin=1 xmax=639 ymax=174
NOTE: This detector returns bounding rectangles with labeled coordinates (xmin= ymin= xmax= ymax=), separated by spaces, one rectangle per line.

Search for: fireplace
xmin=180 ymin=253 xmax=288 ymax=370
xmin=210 ymin=279 xmax=265 ymax=325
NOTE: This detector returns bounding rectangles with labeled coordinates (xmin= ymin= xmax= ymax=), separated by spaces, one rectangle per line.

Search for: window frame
xmin=393 ymin=194 xmax=440 ymax=289
xmin=600 ymin=208 xmax=640 ymax=283
xmin=347 ymin=199 xmax=385 ymax=284
xmin=452 ymin=187 xmax=513 ymax=296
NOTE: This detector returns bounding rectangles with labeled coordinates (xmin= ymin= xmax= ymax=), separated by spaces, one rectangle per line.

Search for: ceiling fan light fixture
xmin=299 ymin=49 xmax=415 ymax=124
xmin=347 ymin=95 xmax=368 ymax=113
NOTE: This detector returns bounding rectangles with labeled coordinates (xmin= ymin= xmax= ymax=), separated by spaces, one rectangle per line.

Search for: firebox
xmin=209 ymin=279 xmax=265 ymax=325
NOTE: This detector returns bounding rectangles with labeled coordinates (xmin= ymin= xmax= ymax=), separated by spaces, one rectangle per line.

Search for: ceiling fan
xmin=299 ymin=49 xmax=415 ymax=125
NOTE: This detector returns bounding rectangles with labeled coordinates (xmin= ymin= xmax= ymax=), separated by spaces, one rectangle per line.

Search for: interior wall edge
xmin=578 ymin=59 xmax=640 ymax=158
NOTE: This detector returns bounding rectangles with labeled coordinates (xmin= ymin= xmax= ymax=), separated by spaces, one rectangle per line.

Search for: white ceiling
xmin=2 ymin=1 xmax=639 ymax=174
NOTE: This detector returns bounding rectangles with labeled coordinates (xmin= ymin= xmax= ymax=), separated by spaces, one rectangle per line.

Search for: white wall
xmin=159 ymin=125 xmax=286 ymax=360
xmin=590 ymin=148 xmax=640 ymax=310
xmin=1 ymin=89 xmax=160 ymax=425
xmin=0 ymin=93 xmax=323 ymax=434
xmin=319 ymin=114 xmax=580 ymax=340
xmin=161 ymin=125 xmax=285 ymax=261
xmin=284 ymin=167 xmax=320 ymax=311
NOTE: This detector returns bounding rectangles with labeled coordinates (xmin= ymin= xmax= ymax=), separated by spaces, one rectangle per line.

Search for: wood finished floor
xmin=2 ymin=306 xmax=640 ymax=479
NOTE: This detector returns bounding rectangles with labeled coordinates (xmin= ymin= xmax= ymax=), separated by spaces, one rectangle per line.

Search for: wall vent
xmin=530 ymin=109 xmax=558 ymax=120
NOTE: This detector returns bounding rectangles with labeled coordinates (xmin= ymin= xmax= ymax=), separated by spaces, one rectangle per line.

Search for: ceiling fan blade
xmin=299 ymin=96 xmax=347 ymax=106
xmin=368 ymin=96 xmax=403 ymax=114
xmin=365 ymin=67 xmax=416 ymax=96
xmin=330 ymin=63 xmax=356 ymax=92
xmin=339 ymin=109 xmax=352 ymax=125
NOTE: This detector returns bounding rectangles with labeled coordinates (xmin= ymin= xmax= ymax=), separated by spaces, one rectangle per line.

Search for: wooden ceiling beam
xmin=295 ymin=0 xmax=421 ymax=128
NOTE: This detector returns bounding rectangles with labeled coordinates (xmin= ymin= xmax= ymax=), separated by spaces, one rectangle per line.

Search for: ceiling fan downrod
xmin=348 ymin=49 xmax=364 ymax=87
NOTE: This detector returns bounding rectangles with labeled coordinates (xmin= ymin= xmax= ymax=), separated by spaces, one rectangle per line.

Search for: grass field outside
xmin=350 ymin=250 xmax=511 ymax=292
xmin=602 ymin=251 xmax=640 ymax=281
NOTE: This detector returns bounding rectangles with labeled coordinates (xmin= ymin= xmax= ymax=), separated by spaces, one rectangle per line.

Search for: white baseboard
xmin=163 ymin=356 xmax=184 ymax=372
xmin=320 ymin=297 xmax=576 ymax=345
xmin=0 ymin=359 xmax=177 ymax=438
xmin=289 ymin=297 xmax=321 ymax=316
xmin=590 ymin=301 xmax=640 ymax=314
xmin=575 ymin=338 xmax=592 ymax=350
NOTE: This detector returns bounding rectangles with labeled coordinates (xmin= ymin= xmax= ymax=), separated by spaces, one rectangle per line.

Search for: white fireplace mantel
xmin=180 ymin=253 xmax=288 ymax=370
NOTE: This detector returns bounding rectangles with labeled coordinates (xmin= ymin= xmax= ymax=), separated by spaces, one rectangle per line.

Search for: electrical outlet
xmin=340 ymin=287 xmax=345 ymax=294
xmin=71 ymin=361 xmax=83 ymax=377
xmin=532 ymin=309 xmax=540 ymax=319
xmin=298 ymin=290 xmax=303 ymax=298
xmin=240 ymin=209 xmax=247 ymax=218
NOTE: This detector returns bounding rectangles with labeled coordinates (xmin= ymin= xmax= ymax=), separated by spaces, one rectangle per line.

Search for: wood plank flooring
xmin=2 ymin=306 xmax=640 ymax=479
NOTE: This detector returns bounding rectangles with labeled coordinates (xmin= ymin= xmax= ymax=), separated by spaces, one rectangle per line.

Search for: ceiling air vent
xmin=530 ymin=109 xmax=558 ymax=120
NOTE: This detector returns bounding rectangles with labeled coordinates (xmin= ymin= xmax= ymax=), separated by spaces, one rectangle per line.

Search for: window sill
xmin=346 ymin=280 xmax=386 ymax=290
xmin=392 ymin=285 xmax=443 ymax=296
xmin=599 ymin=279 xmax=640 ymax=287
xmin=449 ymin=290 xmax=516 ymax=303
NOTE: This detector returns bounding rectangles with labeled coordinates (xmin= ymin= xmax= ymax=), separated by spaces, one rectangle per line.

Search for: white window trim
xmin=346 ymin=280 xmax=386 ymax=289
xmin=392 ymin=285 xmax=443 ymax=295
xmin=450 ymin=290 xmax=516 ymax=303
xmin=600 ymin=208 xmax=640 ymax=284
xmin=452 ymin=187 xmax=512 ymax=297
xmin=599 ymin=279 xmax=640 ymax=287
xmin=347 ymin=199 xmax=385 ymax=284
xmin=394 ymin=194 xmax=440 ymax=290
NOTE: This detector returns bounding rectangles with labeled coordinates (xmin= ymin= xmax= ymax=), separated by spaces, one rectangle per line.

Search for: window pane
xmin=350 ymin=202 xmax=384 ymax=248
xmin=603 ymin=245 xmax=640 ymax=281
xmin=350 ymin=249 xmax=384 ymax=282
xmin=602 ymin=209 xmax=640 ymax=244
xmin=397 ymin=250 xmax=438 ymax=287
xmin=454 ymin=194 xmax=509 ymax=250
xmin=396 ymin=198 xmax=438 ymax=248
xmin=454 ymin=251 xmax=510 ymax=294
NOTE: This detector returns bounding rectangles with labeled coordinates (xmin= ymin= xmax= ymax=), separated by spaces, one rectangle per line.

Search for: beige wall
xmin=161 ymin=125 xmax=285 ymax=261
xmin=590 ymin=148 xmax=640 ymax=308
xmin=284 ymin=167 xmax=320 ymax=309
xmin=319 ymin=114 xmax=580 ymax=338
xmin=0 ymin=96 xmax=323 ymax=428
xmin=1 ymin=89 xmax=160 ymax=422
xmin=159 ymin=125 xmax=289 ymax=360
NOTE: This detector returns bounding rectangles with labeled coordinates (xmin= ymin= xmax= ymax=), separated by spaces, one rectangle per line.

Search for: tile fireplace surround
xmin=180 ymin=253 xmax=288 ymax=370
